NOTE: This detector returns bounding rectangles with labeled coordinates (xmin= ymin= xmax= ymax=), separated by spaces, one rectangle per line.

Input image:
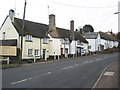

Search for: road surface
xmin=2 ymin=52 xmax=119 ymax=88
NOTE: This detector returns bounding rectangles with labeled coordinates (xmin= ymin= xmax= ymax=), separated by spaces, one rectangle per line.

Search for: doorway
xmin=43 ymin=49 xmax=46 ymax=59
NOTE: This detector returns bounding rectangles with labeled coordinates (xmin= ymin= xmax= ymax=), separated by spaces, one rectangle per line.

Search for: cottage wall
xmin=0 ymin=17 xmax=19 ymax=44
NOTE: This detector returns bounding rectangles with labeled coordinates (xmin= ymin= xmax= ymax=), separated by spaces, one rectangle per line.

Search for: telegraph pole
xmin=118 ymin=1 xmax=120 ymax=32
xmin=19 ymin=0 xmax=27 ymax=62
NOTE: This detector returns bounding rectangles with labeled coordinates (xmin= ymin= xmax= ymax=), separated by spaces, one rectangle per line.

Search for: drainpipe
xmin=64 ymin=38 xmax=66 ymax=58
xmin=40 ymin=38 xmax=42 ymax=59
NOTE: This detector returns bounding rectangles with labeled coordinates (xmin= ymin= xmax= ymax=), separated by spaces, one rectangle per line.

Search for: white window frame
xmin=34 ymin=49 xmax=39 ymax=56
xmin=43 ymin=38 xmax=48 ymax=44
xmin=28 ymin=49 xmax=33 ymax=56
xmin=25 ymin=35 xmax=32 ymax=41
xmin=65 ymin=38 xmax=69 ymax=44
xmin=61 ymin=38 xmax=65 ymax=44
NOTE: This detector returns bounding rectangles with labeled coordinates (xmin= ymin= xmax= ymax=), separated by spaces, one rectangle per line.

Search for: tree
xmin=117 ymin=32 xmax=120 ymax=40
xmin=83 ymin=24 xmax=94 ymax=32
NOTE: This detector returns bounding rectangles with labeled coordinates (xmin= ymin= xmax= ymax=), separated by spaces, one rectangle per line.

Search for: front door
xmin=43 ymin=49 xmax=46 ymax=59
xmin=61 ymin=48 xmax=63 ymax=56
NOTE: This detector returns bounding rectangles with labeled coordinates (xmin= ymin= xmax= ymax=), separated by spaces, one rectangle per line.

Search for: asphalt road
xmin=2 ymin=52 xmax=119 ymax=88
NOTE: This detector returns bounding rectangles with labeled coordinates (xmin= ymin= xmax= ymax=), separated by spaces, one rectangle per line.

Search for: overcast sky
xmin=0 ymin=0 xmax=119 ymax=33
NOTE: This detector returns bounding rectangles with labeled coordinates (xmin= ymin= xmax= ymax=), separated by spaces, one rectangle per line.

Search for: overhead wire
xmin=46 ymin=0 xmax=117 ymax=9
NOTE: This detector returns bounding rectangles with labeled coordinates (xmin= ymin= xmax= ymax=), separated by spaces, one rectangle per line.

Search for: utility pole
xmin=19 ymin=0 xmax=27 ymax=62
xmin=118 ymin=1 xmax=120 ymax=32
xmin=114 ymin=1 xmax=120 ymax=32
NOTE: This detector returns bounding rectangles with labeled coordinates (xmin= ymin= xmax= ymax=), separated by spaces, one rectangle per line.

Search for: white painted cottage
xmin=83 ymin=31 xmax=118 ymax=53
xmin=83 ymin=32 xmax=101 ymax=53
xmin=0 ymin=10 xmax=88 ymax=60
xmin=99 ymin=31 xmax=118 ymax=49
xmin=48 ymin=15 xmax=88 ymax=59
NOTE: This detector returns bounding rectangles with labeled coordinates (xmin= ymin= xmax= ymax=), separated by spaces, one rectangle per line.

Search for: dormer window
xmin=43 ymin=38 xmax=48 ymax=44
xmin=25 ymin=35 xmax=32 ymax=41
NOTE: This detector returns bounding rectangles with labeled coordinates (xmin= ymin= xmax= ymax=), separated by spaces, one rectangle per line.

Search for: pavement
xmin=93 ymin=61 xmax=119 ymax=89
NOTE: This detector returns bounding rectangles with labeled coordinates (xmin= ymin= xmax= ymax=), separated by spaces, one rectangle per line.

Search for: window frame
xmin=43 ymin=38 xmax=48 ymax=44
xmin=28 ymin=49 xmax=33 ymax=57
xmin=25 ymin=35 xmax=32 ymax=42
xmin=34 ymin=49 xmax=39 ymax=56
xmin=88 ymin=45 xmax=91 ymax=49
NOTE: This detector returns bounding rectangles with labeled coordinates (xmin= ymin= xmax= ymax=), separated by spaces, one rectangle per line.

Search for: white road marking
xmin=75 ymin=64 xmax=79 ymax=66
xmin=92 ymin=62 xmax=114 ymax=89
xmin=11 ymin=79 xmax=28 ymax=85
xmin=96 ymin=58 xmax=102 ymax=61
xmin=83 ymin=60 xmax=93 ymax=64
xmin=62 ymin=64 xmax=79 ymax=70
xmin=88 ymin=60 xmax=93 ymax=63
xmin=103 ymin=71 xmax=115 ymax=76
xmin=104 ymin=57 xmax=109 ymax=59
xmin=83 ymin=61 xmax=89 ymax=64
xmin=11 ymin=72 xmax=52 ymax=85
xmin=62 ymin=67 xmax=68 ymax=70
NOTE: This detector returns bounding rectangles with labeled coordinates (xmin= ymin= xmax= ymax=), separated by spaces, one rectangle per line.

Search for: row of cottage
xmin=0 ymin=10 xmax=119 ymax=60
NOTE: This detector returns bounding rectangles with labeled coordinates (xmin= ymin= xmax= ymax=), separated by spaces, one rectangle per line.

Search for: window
xmin=61 ymin=39 xmax=65 ymax=44
xmin=88 ymin=45 xmax=91 ymax=49
xmin=25 ymin=35 xmax=32 ymax=41
xmin=34 ymin=49 xmax=39 ymax=56
xmin=28 ymin=49 xmax=33 ymax=56
xmin=65 ymin=38 xmax=69 ymax=44
xmin=77 ymin=40 xmax=83 ymax=45
xmin=43 ymin=38 xmax=48 ymax=44
xmin=3 ymin=32 xmax=5 ymax=40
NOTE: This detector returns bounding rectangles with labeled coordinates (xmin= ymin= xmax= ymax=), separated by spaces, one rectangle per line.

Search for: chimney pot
xmin=9 ymin=9 xmax=15 ymax=22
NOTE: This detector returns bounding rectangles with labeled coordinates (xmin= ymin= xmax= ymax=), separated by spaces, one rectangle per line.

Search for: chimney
xmin=80 ymin=28 xmax=83 ymax=35
xmin=70 ymin=20 xmax=75 ymax=40
xmin=9 ymin=9 xmax=15 ymax=22
xmin=49 ymin=14 xmax=58 ymax=37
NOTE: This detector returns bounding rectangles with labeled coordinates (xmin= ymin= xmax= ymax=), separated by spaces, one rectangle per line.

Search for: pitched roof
xmin=83 ymin=32 xmax=99 ymax=39
xmin=99 ymin=31 xmax=117 ymax=41
xmin=56 ymin=28 xmax=88 ymax=43
xmin=12 ymin=17 xmax=87 ymax=43
xmin=57 ymin=28 xmax=70 ymax=38
xmin=0 ymin=16 xmax=8 ymax=29
xmin=74 ymin=32 xmax=88 ymax=43
xmin=13 ymin=17 xmax=49 ymax=38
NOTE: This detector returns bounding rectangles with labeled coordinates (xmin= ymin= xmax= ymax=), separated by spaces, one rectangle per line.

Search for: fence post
xmin=7 ymin=57 xmax=9 ymax=64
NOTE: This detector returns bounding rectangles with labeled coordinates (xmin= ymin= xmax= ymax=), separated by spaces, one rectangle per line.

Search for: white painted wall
xmin=0 ymin=16 xmax=19 ymax=42
xmin=86 ymin=34 xmax=101 ymax=52
xmin=60 ymin=38 xmax=70 ymax=54
xmin=83 ymin=43 xmax=89 ymax=54
xmin=113 ymin=41 xmax=119 ymax=47
xmin=101 ymin=39 xmax=108 ymax=49
xmin=22 ymin=37 xmax=41 ymax=59
xmin=70 ymin=40 xmax=76 ymax=54
xmin=109 ymin=41 xmax=114 ymax=48
xmin=48 ymin=37 xmax=61 ymax=56
xmin=87 ymin=39 xmax=96 ymax=52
